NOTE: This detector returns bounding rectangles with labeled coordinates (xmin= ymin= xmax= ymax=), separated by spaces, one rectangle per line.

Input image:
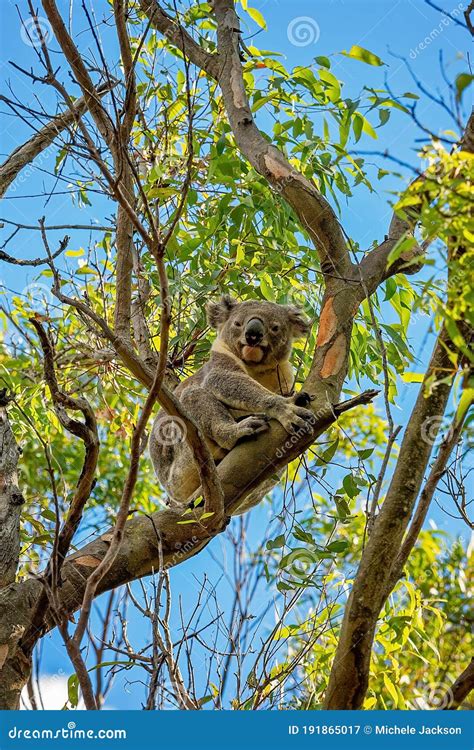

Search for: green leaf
xmin=267 ymin=534 xmax=286 ymax=550
xmin=455 ymin=73 xmax=473 ymax=102
xmin=327 ymin=540 xmax=349 ymax=553
xmin=358 ymin=447 xmax=374 ymax=459
xmin=315 ymin=55 xmax=330 ymax=69
xmin=353 ymin=113 xmax=363 ymax=142
xmin=315 ymin=438 xmax=339 ymax=465
xmin=334 ymin=495 xmax=351 ymax=520
xmin=401 ymin=372 xmax=424 ymax=383
xmin=247 ymin=6 xmax=267 ymax=29
xmin=384 ymin=278 xmax=397 ymax=301
xmin=341 ymin=45 xmax=384 ymax=66
xmin=260 ymin=274 xmax=274 ymax=300
xmin=343 ymin=473 xmax=359 ymax=499
xmin=361 ymin=116 xmax=377 ymax=139
xmin=383 ymin=673 xmax=399 ymax=706
xmin=68 ymin=674 xmax=79 ymax=708
xmin=387 ymin=235 xmax=417 ymax=267
xmin=378 ymin=108 xmax=391 ymax=127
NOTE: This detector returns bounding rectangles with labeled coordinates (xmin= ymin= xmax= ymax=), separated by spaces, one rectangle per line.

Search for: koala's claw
xmin=237 ymin=416 xmax=270 ymax=439
xmin=279 ymin=405 xmax=314 ymax=435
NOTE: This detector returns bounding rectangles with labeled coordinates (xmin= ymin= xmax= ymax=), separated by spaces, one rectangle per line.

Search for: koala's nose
xmin=245 ymin=318 xmax=264 ymax=345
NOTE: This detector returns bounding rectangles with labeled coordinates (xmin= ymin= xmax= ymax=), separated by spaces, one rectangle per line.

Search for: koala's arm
xmin=204 ymin=365 xmax=312 ymax=434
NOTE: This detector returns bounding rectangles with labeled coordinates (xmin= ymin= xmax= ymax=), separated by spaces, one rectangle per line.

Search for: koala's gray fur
xmin=149 ymin=296 xmax=313 ymax=515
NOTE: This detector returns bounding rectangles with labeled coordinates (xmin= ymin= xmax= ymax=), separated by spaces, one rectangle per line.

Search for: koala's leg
xmin=180 ymin=386 xmax=269 ymax=451
xmin=150 ymin=409 xmax=207 ymax=505
xmin=166 ymin=441 xmax=202 ymax=503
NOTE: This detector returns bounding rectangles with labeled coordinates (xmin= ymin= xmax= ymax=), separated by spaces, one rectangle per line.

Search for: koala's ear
xmin=286 ymin=306 xmax=311 ymax=338
xmin=206 ymin=295 xmax=238 ymax=329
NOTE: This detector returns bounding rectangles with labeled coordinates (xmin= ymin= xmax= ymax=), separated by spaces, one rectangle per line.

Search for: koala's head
xmin=206 ymin=295 xmax=311 ymax=366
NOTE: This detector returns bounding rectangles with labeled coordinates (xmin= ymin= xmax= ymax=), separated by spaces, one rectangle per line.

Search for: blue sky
xmin=1 ymin=0 xmax=471 ymax=710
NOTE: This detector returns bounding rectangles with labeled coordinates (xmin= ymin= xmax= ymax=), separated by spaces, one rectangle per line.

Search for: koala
xmin=149 ymin=296 xmax=313 ymax=515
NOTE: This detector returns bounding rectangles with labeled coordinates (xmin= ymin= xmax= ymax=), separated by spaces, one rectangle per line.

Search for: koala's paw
xmin=278 ymin=404 xmax=314 ymax=434
xmin=236 ymin=415 xmax=270 ymax=440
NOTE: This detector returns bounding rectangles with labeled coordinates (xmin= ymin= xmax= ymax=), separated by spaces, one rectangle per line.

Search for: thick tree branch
xmin=0 ymin=83 xmax=113 ymax=199
xmin=41 ymin=0 xmax=116 ymax=144
xmin=138 ymin=0 xmax=220 ymax=80
xmin=442 ymin=658 xmax=474 ymax=709
xmin=0 ymin=390 xmax=24 ymax=590
xmin=324 ymin=325 xmax=469 ymax=709
xmin=385 ymin=396 xmax=471 ymax=595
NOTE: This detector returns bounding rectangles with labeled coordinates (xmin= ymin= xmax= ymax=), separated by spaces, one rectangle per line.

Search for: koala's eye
xmin=233 ymin=321 xmax=242 ymax=328
xmin=271 ymin=324 xmax=280 ymax=333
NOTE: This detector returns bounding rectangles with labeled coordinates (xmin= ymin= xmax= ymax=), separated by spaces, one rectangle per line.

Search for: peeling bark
xmin=320 ymin=333 xmax=347 ymax=379
xmin=316 ymin=297 xmax=337 ymax=347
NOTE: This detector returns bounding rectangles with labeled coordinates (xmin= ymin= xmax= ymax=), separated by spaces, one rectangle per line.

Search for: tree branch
xmin=324 ymin=324 xmax=469 ymax=709
xmin=0 ymin=83 xmax=113 ymax=199
xmin=442 ymin=658 xmax=474 ymax=710
xmin=385 ymin=395 xmax=471 ymax=595
xmin=0 ymin=390 xmax=24 ymax=589
xmin=138 ymin=0 xmax=220 ymax=80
